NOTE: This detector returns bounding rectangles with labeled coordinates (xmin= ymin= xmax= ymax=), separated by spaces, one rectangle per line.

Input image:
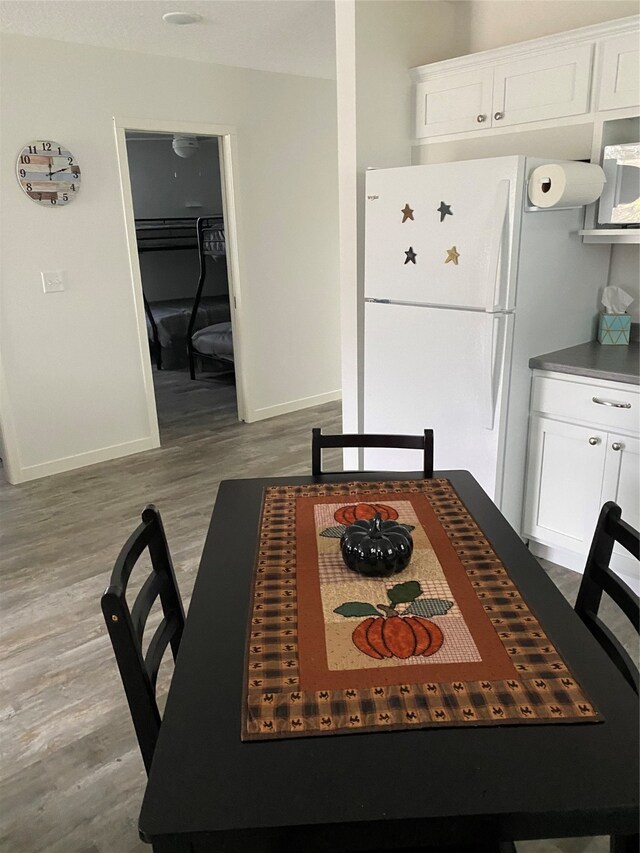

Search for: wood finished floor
xmin=0 ymin=368 xmax=634 ymax=852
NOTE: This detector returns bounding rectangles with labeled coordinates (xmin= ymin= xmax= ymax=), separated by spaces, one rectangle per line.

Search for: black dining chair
xmin=101 ymin=505 xmax=186 ymax=774
xmin=311 ymin=428 xmax=434 ymax=478
xmin=575 ymin=501 xmax=639 ymax=695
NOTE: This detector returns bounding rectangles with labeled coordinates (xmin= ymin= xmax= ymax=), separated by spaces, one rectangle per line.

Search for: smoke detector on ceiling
xmin=162 ymin=12 xmax=202 ymax=25
xmin=172 ymin=135 xmax=199 ymax=158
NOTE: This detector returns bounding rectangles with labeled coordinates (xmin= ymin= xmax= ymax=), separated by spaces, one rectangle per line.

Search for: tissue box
xmin=598 ymin=313 xmax=631 ymax=345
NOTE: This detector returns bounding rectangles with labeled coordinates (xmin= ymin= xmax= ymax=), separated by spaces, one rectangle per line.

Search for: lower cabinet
xmin=523 ymin=371 xmax=639 ymax=592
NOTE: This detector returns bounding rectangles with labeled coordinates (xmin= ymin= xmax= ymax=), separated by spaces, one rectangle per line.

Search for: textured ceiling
xmin=0 ymin=0 xmax=336 ymax=79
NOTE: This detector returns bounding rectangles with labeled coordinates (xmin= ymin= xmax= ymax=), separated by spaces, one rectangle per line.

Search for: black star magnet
xmin=437 ymin=201 xmax=453 ymax=222
xmin=404 ymin=246 xmax=417 ymax=264
xmin=401 ymin=204 xmax=414 ymax=222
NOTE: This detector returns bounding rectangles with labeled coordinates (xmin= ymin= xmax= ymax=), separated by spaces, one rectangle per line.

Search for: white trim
xmin=112 ymin=115 xmax=248 ymax=429
xmin=246 ymin=389 xmax=341 ymax=423
xmin=410 ymin=15 xmax=640 ymax=82
xmin=113 ymin=123 xmax=161 ymax=449
xmin=414 ymin=112 xmax=596 ymax=147
xmin=17 ymin=437 xmax=157 ymax=483
xmin=0 ymin=350 xmax=22 ymax=484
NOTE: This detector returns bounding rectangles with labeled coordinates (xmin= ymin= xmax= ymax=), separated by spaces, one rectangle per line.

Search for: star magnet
xmin=404 ymin=246 xmax=417 ymax=264
xmin=401 ymin=204 xmax=414 ymax=222
xmin=445 ymin=245 xmax=460 ymax=265
xmin=437 ymin=201 xmax=453 ymax=222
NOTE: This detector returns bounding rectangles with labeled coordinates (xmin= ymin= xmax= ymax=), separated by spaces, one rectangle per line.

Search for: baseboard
xmin=528 ymin=539 xmax=639 ymax=595
xmin=12 ymin=436 xmax=158 ymax=484
xmin=245 ymin=389 xmax=341 ymax=423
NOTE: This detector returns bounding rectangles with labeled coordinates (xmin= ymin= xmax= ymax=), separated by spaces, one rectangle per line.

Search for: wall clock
xmin=16 ymin=140 xmax=81 ymax=206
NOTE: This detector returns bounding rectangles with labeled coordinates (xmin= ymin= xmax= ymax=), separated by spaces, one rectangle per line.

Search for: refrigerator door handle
xmin=482 ymin=313 xmax=506 ymax=430
xmin=484 ymin=180 xmax=510 ymax=312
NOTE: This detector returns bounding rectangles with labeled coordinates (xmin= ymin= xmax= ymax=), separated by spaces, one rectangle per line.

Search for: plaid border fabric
xmin=243 ymin=479 xmax=601 ymax=740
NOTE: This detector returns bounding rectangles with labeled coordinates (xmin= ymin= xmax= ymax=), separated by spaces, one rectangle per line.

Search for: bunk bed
xmin=135 ymin=217 xmax=230 ymax=369
xmin=188 ymin=217 xmax=235 ymax=380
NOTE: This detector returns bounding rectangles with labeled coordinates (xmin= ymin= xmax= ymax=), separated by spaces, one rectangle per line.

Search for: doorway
xmin=114 ymin=117 xmax=247 ymax=446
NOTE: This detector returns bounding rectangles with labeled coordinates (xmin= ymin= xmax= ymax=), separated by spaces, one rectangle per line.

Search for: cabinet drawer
xmin=531 ymin=375 xmax=639 ymax=431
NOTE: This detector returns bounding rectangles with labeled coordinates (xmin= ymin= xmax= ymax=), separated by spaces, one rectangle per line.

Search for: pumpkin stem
xmin=377 ymin=604 xmax=399 ymax=618
xmin=370 ymin=512 xmax=382 ymax=538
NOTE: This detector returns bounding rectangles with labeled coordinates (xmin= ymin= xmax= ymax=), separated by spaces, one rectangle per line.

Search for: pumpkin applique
xmin=334 ymin=581 xmax=452 ymax=660
xmin=334 ymin=503 xmax=398 ymax=526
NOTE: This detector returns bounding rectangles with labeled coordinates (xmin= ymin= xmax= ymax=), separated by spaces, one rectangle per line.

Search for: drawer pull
xmin=592 ymin=397 xmax=631 ymax=409
xmin=588 ymin=436 xmax=600 ymax=445
xmin=612 ymin=442 xmax=623 ymax=451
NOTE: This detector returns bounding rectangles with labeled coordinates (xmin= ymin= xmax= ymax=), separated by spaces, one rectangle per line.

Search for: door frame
xmin=113 ymin=115 xmax=248 ymax=431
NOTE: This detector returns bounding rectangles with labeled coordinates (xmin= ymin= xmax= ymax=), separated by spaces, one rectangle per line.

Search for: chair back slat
xmin=145 ymin=612 xmax=184 ymax=691
xmin=584 ymin=611 xmax=640 ymax=695
xmin=101 ymin=504 xmax=185 ymax=774
xmin=111 ymin=520 xmax=155 ymax=593
xmin=575 ymin=501 xmax=640 ymax=696
xmin=312 ymin=428 xmax=434 ymax=478
xmin=131 ymin=572 xmax=165 ymax=644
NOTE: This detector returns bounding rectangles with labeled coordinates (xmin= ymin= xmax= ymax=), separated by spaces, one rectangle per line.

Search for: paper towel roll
xmin=527 ymin=161 xmax=606 ymax=209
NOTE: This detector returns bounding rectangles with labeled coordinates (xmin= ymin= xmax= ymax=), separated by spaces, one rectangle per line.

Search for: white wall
xmin=336 ymin=0 xmax=465 ymax=437
xmin=0 ymin=35 xmax=340 ymax=483
xmin=464 ymin=0 xmax=639 ymax=53
xmin=126 ymin=135 xmax=222 ymax=219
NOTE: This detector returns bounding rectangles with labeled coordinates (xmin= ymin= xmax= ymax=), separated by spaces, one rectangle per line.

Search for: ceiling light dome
xmin=172 ymin=135 xmax=199 ymax=159
xmin=162 ymin=12 xmax=202 ymax=25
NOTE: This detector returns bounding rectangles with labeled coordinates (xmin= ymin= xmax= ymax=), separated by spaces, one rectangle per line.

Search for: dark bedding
xmin=146 ymin=295 xmax=231 ymax=350
xmin=192 ymin=322 xmax=234 ymax=363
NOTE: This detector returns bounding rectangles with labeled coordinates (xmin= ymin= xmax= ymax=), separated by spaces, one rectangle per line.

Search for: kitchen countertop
xmin=530 ymin=340 xmax=639 ymax=385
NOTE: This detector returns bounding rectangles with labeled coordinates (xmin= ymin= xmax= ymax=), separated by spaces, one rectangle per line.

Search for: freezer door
xmin=363 ymin=301 xmax=513 ymax=503
xmin=364 ymin=158 xmax=522 ymax=311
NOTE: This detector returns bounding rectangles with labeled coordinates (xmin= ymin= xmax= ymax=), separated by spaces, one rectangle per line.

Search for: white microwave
xmin=598 ymin=143 xmax=640 ymax=225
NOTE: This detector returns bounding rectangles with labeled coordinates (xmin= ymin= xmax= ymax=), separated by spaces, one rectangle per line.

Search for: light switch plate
xmin=42 ymin=270 xmax=66 ymax=293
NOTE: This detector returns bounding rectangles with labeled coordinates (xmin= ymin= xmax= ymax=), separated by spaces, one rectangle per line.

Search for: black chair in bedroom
xmin=187 ymin=216 xmax=235 ymax=379
xmin=311 ymin=428 xmax=434 ymax=478
xmin=101 ymin=505 xmax=185 ymax=774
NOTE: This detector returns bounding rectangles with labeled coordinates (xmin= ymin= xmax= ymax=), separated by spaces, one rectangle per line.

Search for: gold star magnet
xmin=445 ymin=245 xmax=460 ymax=265
xmin=401 ymin=204 xmax=414 ymax=222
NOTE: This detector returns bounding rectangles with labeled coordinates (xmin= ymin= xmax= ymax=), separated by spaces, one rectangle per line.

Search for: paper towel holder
xmin=524 ymin=173 xmax=584 ymax=211
xmin=524 ymin=162 xmax=606 ymax=212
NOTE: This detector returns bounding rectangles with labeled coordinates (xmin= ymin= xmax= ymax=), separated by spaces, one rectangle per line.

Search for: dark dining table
xmin=139 ymin=471 xmax=639 ymax=852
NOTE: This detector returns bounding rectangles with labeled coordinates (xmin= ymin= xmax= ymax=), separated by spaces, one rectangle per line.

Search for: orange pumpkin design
xmin=351 ymin=615 xmax=444 ymax=660
xmin=334 ymin=502 xmax=399 ymax=526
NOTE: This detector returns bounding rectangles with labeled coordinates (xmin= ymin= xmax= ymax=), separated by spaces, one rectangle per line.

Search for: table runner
xmin=242 ymin=479 xmax=600 ymax=740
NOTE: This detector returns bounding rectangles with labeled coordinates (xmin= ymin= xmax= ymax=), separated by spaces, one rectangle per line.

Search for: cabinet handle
xmin=611 ymin=442 xmax=623 ymax=451
xmin=588 ymin=436 xmax=600 ymax=445
xmin=592 ymin=396 xmax=631 ymax=409
xmin=476 ymin=114 xmax=487 ymax=123
xmin=494 ymin=111 xmax=504 ymax=120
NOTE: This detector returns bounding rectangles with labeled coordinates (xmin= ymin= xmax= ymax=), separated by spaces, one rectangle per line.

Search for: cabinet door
xmin=601 ymin=434 xmax=640 ymax=592
xmin=523 ymin=416 xmax=606 ymax=553
xmin=492 ymin=44 xmax=593 ymax=128
xmin=415 ymin=67 xmax=493 ymax=138
xmin=597 ymin=32 xmax=640 ymax=111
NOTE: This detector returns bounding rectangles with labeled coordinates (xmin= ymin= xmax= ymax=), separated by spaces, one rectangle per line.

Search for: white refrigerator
xmin=362 ymin=155 xmax=610 ymax=532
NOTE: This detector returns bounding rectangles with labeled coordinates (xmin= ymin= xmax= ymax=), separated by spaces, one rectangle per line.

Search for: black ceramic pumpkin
xmin=340 ymin=512 xmax=413 ymax=577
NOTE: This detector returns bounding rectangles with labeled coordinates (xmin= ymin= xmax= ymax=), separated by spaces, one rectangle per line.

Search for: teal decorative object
xmin=598 ymin=313 xmax=631 ymax=345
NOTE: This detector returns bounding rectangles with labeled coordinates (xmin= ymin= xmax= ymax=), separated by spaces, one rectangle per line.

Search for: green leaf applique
xmin=333 ymin=602 xmax=381 ymax=618
xmin=387 ymin=580 xmax=422 ymax=605
xmin=320 ymin=525 xmax=347 ymax=538
xmin=405 ymin=598 xmax=454 ymax=618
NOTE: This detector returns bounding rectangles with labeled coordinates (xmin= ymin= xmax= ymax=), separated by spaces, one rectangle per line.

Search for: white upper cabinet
xmin=415 ymin=68 xmax=493 ymax=138
xmin=597 ymin=32 xmax=640 ymax=111
xmin=412 ymin=16 xmax=640 ymax=141
xmin=491 ymin=45 xmax=593 ymax=128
